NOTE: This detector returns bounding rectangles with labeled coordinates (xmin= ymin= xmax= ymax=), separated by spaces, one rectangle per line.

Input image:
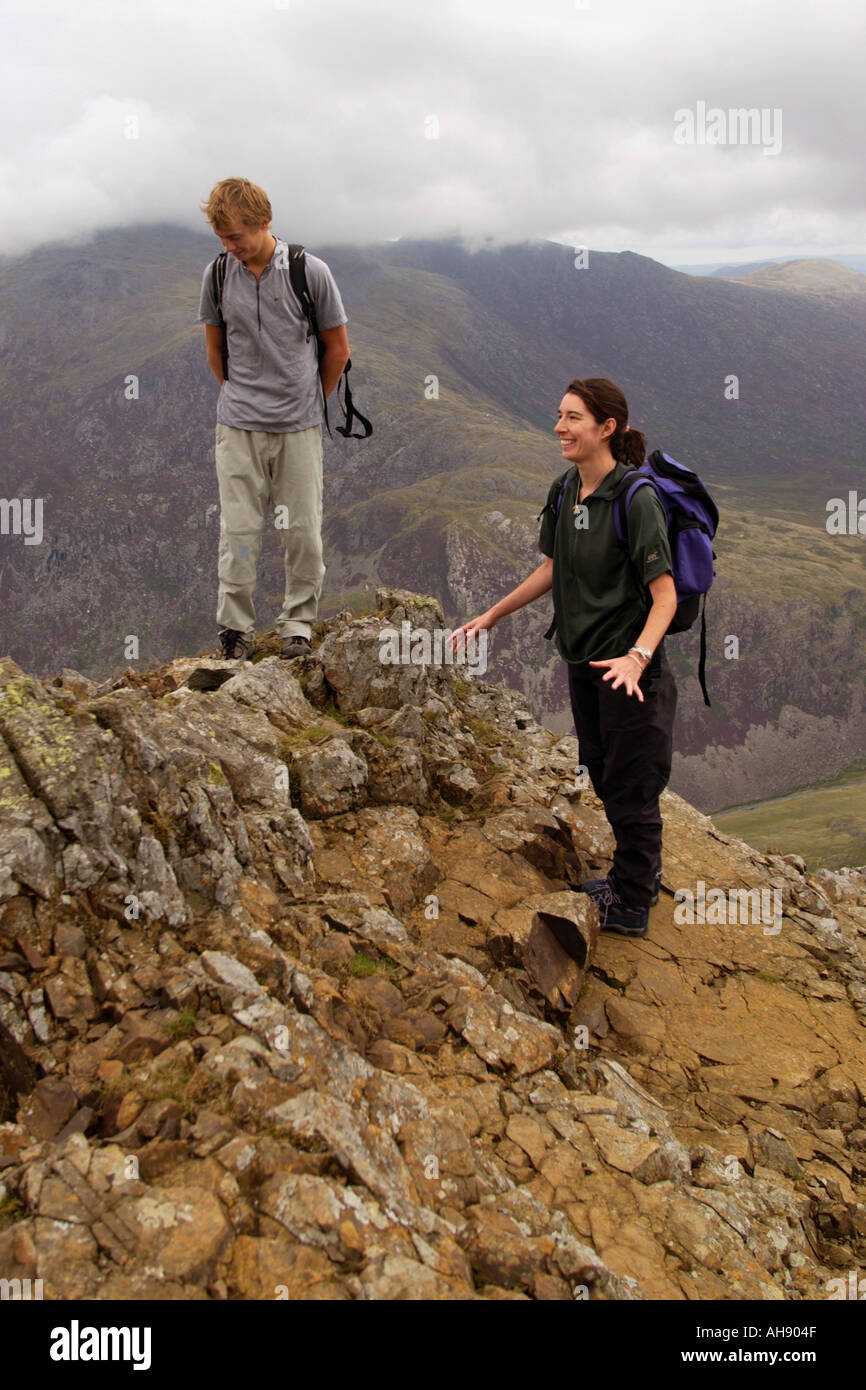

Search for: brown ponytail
xmin=564 ymin=377 xmax=646 ymax=467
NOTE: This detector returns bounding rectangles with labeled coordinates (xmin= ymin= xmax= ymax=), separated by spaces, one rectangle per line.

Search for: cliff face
xmin=0 ymin=589 xmax=864 ymax=1301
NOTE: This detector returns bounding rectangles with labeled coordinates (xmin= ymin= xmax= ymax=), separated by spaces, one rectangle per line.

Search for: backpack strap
xmin=285 ymin=244 xmax=332 ymax=437
xmin=697 ymin=595 xmax=710 ymax=707
xmin=554 ymin=467 xmax=576 ymax=519
xmin=335 ymin=360 xmax=373 ymax=439
xmin=535 ymin=466 xmax=576 ymax=523
xmin=212 ymin=252 xmax=229 ymax=380
xmin=607 ymin=469 xmax=654 ymax=549
xmin=540 ymin=468 xmax=577 ymax=639
xmin=599 ymin=470 xmax=654 ymax=612
xmin=284 ymin=243 xmax=373 ymax=441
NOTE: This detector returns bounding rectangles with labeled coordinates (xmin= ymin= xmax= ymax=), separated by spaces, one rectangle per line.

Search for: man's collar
xmin=260 ymin=234 xmax=280 ymax=272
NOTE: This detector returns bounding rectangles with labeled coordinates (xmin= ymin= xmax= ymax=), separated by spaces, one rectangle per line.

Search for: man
xmin=197 ymin=177 xmax=350 ymax=660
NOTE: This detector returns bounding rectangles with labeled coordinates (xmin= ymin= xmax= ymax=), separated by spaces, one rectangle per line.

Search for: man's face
xmin=213 ymin=218 xmax=272 ymax=263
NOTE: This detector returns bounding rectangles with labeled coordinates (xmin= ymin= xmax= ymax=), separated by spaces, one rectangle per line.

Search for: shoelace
xmin=593 ymin=881 xmax=617 ymax=910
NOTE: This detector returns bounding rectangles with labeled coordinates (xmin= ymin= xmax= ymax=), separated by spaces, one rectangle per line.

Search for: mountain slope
xmin=725 ymin=258 xmax=866 ymax=299
xmin=0 ymin=230 xmax=865 ymax=810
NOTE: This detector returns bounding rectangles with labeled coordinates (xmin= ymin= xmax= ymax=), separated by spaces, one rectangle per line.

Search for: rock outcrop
xmin=0 ymin=589 xmax=864 ymax=1300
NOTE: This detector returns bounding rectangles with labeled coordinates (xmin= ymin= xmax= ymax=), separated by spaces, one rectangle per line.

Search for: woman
xmin=452 ymin=377 xmax=678 ymax=938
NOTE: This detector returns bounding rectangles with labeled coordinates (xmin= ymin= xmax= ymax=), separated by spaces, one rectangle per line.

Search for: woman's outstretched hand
xmin=449 ymin=611 xmax=498 ymax=656
xmin=589 ymin=655 xmax=645 ymax=702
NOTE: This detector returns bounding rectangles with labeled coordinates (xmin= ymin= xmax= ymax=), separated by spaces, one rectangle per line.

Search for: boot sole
xmin=600 ymin=920 xmax=649 ymax=937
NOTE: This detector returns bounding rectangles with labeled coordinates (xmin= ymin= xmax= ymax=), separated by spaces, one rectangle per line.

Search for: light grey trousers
xmin=214 ymin=422 xmax=324 ymax=639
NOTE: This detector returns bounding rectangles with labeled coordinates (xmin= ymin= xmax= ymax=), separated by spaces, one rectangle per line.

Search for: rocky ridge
xmin=0 ymin=588 xmax=864 ymax=1300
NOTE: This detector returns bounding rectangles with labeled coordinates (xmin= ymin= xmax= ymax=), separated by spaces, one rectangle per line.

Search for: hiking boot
xmin=218 ymin=628 xmax=255 ymax=661
xmin=281 ymin=635 xmax=312 ymax=660
xmin=582 ymin=878 xmax=649 ymax=937
xmin=579 ymin=873 xmax=660 ymax=907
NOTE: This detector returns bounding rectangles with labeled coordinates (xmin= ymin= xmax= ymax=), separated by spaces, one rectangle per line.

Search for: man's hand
xmin=589 ymin=654 xmax=645 ymax=701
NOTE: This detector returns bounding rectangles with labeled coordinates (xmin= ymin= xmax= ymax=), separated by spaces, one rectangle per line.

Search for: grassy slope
xmin=713 ymin=760 xmax=866 ymax=870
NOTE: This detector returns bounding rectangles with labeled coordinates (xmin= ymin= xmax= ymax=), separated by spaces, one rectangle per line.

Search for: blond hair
xmin=200 ymin=177 xmax=272 ymax=231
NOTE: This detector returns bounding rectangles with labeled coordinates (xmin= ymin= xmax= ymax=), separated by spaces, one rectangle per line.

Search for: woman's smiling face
xmin=554 ymin=393 xmax=616 ymax=462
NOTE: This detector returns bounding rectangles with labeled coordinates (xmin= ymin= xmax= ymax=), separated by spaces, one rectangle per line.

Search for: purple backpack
xmin=551 ymin=450 xmax=719 ymax=705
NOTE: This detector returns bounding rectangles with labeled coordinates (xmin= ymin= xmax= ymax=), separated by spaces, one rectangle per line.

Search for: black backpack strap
xmin=287 ymin=243 xmax=316 ymax=336
xmin=283 ymin=240 xmax=373 ymax=441
xmin=536 ymin=467 xmax=574 ymax=522
xmin=539 ymin=468 xmax=575 ymax=640
xmin=285 ymin=244 xmax=332 ymax=438
xmin=555 ymin=466 xmax=576 ymax=518
xmin=212 ymin=252 xmax=228 ymax=380
xmin=698 ymin=594 xmax=711 ymax=707
xmin=335 ymin=359 xmax=373 ymax=439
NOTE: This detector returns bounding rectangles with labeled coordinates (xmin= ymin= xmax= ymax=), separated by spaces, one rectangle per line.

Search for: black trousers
xmin=567 ymin=644 xmax=677 ymax=910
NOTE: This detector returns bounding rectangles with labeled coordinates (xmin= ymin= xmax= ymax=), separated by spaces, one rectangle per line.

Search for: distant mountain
xmin=1 ymin=227 xmax=865 ymax=811
xmin=674 ymin=254 xmax=866 ymax=277
xmin=675 ymin=257 xmax=782 ymax=277
xmin=723 ymin=257 xmax=866 ymax=299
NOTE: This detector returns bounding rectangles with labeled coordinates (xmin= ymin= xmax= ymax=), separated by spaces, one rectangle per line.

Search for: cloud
xmin=1 ymin=0 xmax=864 ymax=264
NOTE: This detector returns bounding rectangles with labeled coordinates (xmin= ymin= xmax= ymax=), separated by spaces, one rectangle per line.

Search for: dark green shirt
xmin=538 ymin=461 xmax=673 ymax=666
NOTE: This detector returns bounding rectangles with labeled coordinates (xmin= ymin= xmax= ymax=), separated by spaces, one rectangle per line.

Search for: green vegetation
xmin=279 ymin=727 xmax=332 ymax=752
xmin=348 ymin=952 xmax=377 ymax=977
xmin=371 ymin=731 xmax=398 ymax=750
xmin=712 ymin=760 xmax=866 ymax=870
xmin=164 ymin=1008 xmax=197 ymax=1040
xmin=319 ymin=592 xmax=378 ymax=620
xmin=588 ymin=964 xmax=629 ymax=994
xmin=130 ymin=1057 xmax=234 ymax=1122
xmin=465 ymin=715 xmax=502 ymax=748
xmin=287 ymin=765 xmax=302 ymax=805
xmin=144 ymin=806 xmax=180 ymax=853
xmin=347 ymin=950 xmax=399 ymax=979
xmin=320 ymin=699 xmax=351 ymax=726
xmin=0 ymin=1192 xmax=24 ymax=1232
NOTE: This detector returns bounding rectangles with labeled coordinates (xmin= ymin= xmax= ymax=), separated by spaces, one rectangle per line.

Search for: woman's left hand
xmin=589 ymin=655 xmax=645 ymax=702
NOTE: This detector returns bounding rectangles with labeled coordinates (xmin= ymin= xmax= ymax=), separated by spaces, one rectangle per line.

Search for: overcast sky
xmin=2 ymin=0 xmax=863 ymax=267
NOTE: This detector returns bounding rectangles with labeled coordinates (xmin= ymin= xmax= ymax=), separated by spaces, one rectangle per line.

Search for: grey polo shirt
xmin=538 ymin=460 xmax=673 ymax=665
xmin=197 ymin=237 xmax=348 ymax=432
